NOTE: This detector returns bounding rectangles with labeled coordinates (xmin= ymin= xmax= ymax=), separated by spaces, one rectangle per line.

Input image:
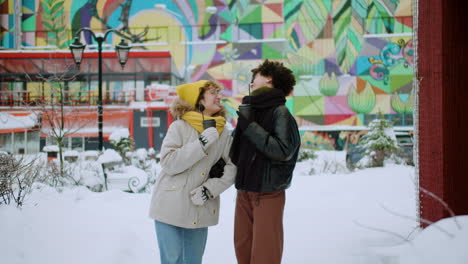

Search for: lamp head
xmin=69 ymin=37 xmax=86 ymax=68
xmin=116 ymin=39 xmax=132 ymax=70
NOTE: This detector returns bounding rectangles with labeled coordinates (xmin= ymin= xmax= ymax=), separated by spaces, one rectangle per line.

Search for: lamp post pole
xmin=70 ymin=28 xmax=131 ymax=151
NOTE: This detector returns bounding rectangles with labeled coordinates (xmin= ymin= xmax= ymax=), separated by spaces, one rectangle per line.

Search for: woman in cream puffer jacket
xmin=148 ymin=80 xmax=236 ymax=264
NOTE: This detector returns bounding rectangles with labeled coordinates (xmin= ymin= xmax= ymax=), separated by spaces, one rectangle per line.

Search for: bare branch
xmin=419 ymin=186 xmax=461 ymax=230
xmin=353 ymin=220 xmax=414 ymax=245
xmin=408 ymin=173 xmax=462 ymax=230
xmin=379 ymin=203 xmax=455 ymax=238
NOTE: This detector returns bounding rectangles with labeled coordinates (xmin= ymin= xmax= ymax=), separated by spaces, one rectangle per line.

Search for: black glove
xmin=236 ymin=111 xmax=252 ymax=131
xmin=209 ymin=158 xmax=226 ymax=178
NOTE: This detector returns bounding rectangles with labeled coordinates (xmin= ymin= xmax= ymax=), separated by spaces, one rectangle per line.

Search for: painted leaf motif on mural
xmin=284 ymin=1 xmax=303 ymax=51
xmin=285 ymin=0 xmax=331 ymax=51
xmin=348 ymin=82 xmax=376 ymax=114
xmin=366 ymin=0 xmax=399 ymax=34
xmin=229 ymin=0 xmax=253 ymax=23
xmin=40 ymin=0 xmax=68 ymax=48
xmin=391 ymin=88 xmax=414 ymax=114
xmin=319 ymin=72 xmax=339 ymax=96
xmin=332 ymin=0 xmax=366 ymax=73
xmin=286 ymin=51 xmax=319 ymax=77
xmin=299 ymin=0 xmax=332 ymax=42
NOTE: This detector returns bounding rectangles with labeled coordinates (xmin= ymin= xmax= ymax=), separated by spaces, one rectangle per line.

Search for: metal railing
xmin=0 ymin=90 xmax=136 ymax=106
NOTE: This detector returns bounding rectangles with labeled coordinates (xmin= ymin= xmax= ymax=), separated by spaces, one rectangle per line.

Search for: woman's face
xmin=200 ymin=88 xmax=222 ymax=116
xmin=250 ymin=73 xmax=272 ymax=90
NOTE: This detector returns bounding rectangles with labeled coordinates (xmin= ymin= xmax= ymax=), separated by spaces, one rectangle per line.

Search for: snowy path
xmin=206 ymin=164 xmax=418 ymax=264
xmin=1 ymin=164 xmax=418 ymax=264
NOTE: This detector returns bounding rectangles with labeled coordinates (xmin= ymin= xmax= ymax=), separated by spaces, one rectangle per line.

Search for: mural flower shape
xmin=391 ymin=89 xmax=414 ymax=114
xmin=319 ymin=72 xmax=339 ymax=96
xmin=220 ymin=45 xmax=240 ymax=62
xmin=347 ymin=82 xmax=376 ymax=114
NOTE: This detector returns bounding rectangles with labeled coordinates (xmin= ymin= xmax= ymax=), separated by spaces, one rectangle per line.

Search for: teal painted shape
xmin=290 ymin=29 xmax=300 ymax=51
xmin=356 ymin=56 xmax=376 ymax=76
xmin=2 ymin=32 xmax=13 ymax=48
xmin=23 ymin=0 xmax=35 ymax=11
xmin=70 ymin=0 xmax=88 ymax=25
xmin=239 ymin=23 xmax=262 ymax=39
xmin=9 ymin=14 xmax=14 ymax=30
xmin=398 ymin=94 xmax=409 ymax=102
xmin=219 ymin=9 xmax=234 ymax=24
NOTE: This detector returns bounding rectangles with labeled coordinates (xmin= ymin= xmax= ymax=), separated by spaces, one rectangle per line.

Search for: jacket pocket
xmin=159 ymin=172 xmax=189 ymax=191
xmin=268 ymin=162 xmax=291 ymax=189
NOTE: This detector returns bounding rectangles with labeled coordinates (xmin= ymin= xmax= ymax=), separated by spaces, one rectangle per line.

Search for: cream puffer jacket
xmin=148 ymin=120 xmax=236 ymax=229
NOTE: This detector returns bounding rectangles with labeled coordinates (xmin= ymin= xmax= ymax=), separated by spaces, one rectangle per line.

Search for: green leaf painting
xmin=319 ymin=72 xmax=339 ymax=96
xmin=332 ymin=0 xmax=366 ymax=74
xmin=284 ymin=0 xmax=400 ymax=76
xmin=40 ymin=0 xmax=68 ymax=48
xmin=285 ymin=1 xmax=332 ymax=52
xmin=298 ymin=0 xmax=332 ymax=42
xmin=348 ymin=82 xmax=376 ymax=114
xmin=366 ymin=0 xmax=399 ymax=34
xmin=391 ymin=88 xmax=414 ymax=114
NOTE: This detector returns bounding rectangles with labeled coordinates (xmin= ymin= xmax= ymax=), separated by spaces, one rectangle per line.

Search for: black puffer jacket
xmin=231 ymin=103 xmax=300 ymax=193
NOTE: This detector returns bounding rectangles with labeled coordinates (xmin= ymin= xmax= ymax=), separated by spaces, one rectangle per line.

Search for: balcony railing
xmin=0 ymin=90 xmax=136 ymax=106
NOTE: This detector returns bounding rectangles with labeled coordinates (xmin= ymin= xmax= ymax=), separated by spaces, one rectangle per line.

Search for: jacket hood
xmin=170 ymin=98 xmax=226 ymax=119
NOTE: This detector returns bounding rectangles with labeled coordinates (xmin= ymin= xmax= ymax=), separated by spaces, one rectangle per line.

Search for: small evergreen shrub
xmin=359 ymin=117 xmax=400 ymax=167
xmin=297 ymin=149 xmax=317 ymax=162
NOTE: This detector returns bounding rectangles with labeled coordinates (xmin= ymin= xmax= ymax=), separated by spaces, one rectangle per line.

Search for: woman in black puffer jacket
xmin=230 ymin=60 xmax=300 ymax=264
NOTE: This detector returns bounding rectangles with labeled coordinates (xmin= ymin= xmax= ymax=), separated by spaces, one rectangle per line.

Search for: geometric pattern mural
xmin=1 ymin=0 xmax=414 ymax=127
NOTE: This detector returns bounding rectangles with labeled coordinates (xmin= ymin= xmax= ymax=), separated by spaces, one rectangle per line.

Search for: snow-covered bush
xmin=306 ymin=150 xmax=348 ymax=175
xmin=40 ymin=157 xmax=83 ymax=188
xmin=131 ymin=148 xmax=159 ymax=192
xmin=0 ymin=153 xmax=43 ymax=207
xmin=297 ymin=148 xmax=317 ymax=162
xmin=359 ymin=117 xmax=400 ymax=167
xmin=109 ymin=128 xmax=134 ymax=165
xmin=72 ymin=155 xmax=105 ymax=192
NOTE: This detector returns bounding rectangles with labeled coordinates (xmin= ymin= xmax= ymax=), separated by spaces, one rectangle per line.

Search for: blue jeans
xmin=154 ymin=221 xmax=208 ymax=264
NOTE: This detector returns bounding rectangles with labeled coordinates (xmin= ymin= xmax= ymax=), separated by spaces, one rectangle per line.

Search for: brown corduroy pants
xmin=234 ymin=190 xmax=285 ymax=264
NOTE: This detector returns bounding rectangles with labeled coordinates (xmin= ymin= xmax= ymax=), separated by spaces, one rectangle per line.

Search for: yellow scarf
xmin=181 ymin=111 xmax=226 ymax=134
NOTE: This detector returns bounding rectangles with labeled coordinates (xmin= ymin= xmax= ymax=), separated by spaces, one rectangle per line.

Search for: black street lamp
xmin=69 ymin=28 xmax=131 ymax=151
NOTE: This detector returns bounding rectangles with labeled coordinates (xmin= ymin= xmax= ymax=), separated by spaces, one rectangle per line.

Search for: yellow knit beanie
xmin=175 ymin=80 xmax=208 ymax=107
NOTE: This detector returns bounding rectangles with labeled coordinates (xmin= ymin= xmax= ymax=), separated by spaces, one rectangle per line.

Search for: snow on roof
xmin=128 ymin=101 xmax=170 ymax=109
xmin=299 ymin=125 xmax=368 ymax=131
xmin=299 ymin=125 xmax=414 ymax=132
xmin=82 ymin=151 xmax=99 ymax=157
xmin=0 ymin=112 xmax=38 ymax=130
xmin=63 ymin=150 xmax=80 ymax=157
xmin=43 ymin=145 xmax=59 ymax=152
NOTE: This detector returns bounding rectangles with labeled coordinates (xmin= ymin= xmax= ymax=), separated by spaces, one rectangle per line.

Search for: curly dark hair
xmin=251 ymin=59 xmax=296 ymax=95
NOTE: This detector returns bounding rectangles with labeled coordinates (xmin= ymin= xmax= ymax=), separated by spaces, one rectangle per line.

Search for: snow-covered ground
xmin=1 ymin=151 xmax=467 ymax=264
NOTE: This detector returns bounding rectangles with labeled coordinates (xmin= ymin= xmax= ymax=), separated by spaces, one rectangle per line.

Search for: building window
xmin=141 ymin=117 xmax=160 ymax=127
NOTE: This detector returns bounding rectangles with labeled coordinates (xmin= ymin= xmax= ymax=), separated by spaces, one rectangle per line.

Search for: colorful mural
xmin=0 ymin=0 xmax=414 ymax=127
